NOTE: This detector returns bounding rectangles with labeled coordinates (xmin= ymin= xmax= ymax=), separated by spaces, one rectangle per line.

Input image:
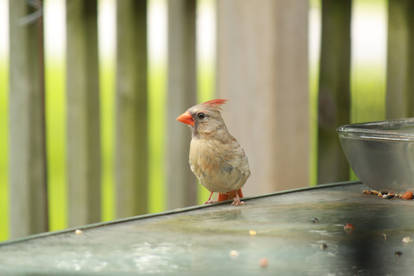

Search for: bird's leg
xmin=217 ymin=192 xmax=229 ymax=202
xmin=232 ymin=189 xmax=245 ymax=206
xmin=204 ymin=192 xmax=215 ymax=204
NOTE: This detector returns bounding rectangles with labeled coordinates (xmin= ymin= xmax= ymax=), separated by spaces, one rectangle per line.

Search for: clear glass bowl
xmin=337 ymin=118 xmax=414 ymax=192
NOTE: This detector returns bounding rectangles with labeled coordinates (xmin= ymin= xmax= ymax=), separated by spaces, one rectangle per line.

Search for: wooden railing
xmin=1 ymin=0 xmax=412 ymax=240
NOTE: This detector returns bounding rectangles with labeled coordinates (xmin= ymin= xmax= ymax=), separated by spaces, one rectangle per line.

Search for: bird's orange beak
xmin=176 ymin=111 xmax=194 ymax=126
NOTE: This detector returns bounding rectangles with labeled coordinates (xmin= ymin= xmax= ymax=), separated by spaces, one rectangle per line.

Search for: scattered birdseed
xmin=395 ymin=251 xmax=403 ymax=257
xmin=344 ymin=223 xmax=355 ymax=233
xmin=312 ymin=217 xmax=320 ymax=223
xmin=402 ymin=237 xmax=413 ymax=243
xmin=401 ymin=191 xmax=413 ymax=200
xmin=249 ymin=230 xmax=257 ymax=236
xmin=362 ymin=189 xmax=383 ymax=196
xmin=362 ymin=190 xmax=405 ymax=200
xmin=229 ymin=250 xmax=239 ymax=258
xmin=75 ymin=229 xmax=83 ymax=235
xmin=259 ymin=258 xmax=268 ymax=268
xmin=320 ymin=243 xmax=328 ymax=250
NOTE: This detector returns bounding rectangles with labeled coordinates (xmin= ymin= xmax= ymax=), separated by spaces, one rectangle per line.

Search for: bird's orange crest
xmin=202 ymin=99 xmax=228 ymax=107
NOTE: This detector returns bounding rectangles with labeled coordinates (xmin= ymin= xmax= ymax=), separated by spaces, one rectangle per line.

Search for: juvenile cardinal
xmin=176 ymin=99 xmax=250 ymax=206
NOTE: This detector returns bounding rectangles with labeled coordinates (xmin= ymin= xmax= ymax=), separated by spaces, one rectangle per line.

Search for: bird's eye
xmin=197 ymin=112 xmax=206 ymax=119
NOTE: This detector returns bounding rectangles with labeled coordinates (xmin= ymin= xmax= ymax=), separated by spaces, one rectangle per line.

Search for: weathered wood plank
xmin=386 ymin=0 xmax=414 ymax=118
xmin=317 ymin=0 xmax=351 ymax=184
xmin=9 ymin=0 xmax=48 ymax=238
xmin=115 ymin=0 xmax=148 ymax=217
xmin=66 ymin=0 xmax=101 ymax=226
xmin=166 ymin=0 xmax=197 ymax=209
xmin=217 ymin=0 xmax=309 ymax=194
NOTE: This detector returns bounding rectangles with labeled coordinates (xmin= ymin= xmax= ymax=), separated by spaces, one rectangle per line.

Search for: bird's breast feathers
xmin=189 ymin=137 xmax=250 ymax=193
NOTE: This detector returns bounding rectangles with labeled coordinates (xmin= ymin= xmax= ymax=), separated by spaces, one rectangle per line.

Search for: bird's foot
xmin=204 ymin=192 xmax=216 ymax=204
xmin=231 ymin=194 xmax=245 ymax=206
xmin=204 ymin=199 xmax=216 ymax=204
xmin=232 ymin=198 xmax=244 ymax=206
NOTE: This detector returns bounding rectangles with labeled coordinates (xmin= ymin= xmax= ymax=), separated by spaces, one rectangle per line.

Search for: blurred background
xmin=1 ymin=0 xmax=407 ymax=241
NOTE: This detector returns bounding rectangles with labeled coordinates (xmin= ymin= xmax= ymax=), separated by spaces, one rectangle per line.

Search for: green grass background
xmin=45 ymin=61 xmax=67 ymax=230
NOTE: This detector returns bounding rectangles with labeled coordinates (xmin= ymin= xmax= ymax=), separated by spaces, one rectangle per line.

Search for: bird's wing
xmin=214 ymin=138 xmax=251 ymax=189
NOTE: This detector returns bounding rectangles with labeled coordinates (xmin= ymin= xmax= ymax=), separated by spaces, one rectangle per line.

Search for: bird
xmin=176 ymin=99 xmax=250 ymax=206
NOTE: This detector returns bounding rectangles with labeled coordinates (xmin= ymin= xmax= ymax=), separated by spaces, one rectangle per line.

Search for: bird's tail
xmin=218 ymin=189 xmax=243 ymax=202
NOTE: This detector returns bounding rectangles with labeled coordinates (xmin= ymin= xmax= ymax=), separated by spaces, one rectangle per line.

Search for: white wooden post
xmin=9 ymin=0 xmax=48 ymax=238
xmin=115 ymin=0 xmax=148 ymax=217
xmin=217 ymin=0 xmax=310 ymax=194
xmin=166 ymin=0 xmax=197 ymax=209
xmin=66 ymin=0 xmax=101 ymax=226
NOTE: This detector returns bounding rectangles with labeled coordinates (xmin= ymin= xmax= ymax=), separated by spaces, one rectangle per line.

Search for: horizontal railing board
xmin=0 ymin=180 xmax=361 ymax=247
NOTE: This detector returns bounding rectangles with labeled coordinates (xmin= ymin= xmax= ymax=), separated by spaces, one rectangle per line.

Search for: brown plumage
xmin=176 ymin=99 xmax=250 ymax=205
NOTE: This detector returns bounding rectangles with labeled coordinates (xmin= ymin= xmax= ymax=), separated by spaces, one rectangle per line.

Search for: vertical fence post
xmin=217 ymin=0 xmax=309 ymax=194
xmin=66 ymin=0 xmax=101 ymax=226
xmin=386 ymin=0 xmax=414 ymax=118
xmin=317 ymin=0 xmax=352 ymax=184
xmin=166 ymin=0 xmax=197 ymax=209
xmin=115 ymin=0 xmax=148 ymax=217
xmin=9 ymin=0 xmax=48 ymax=238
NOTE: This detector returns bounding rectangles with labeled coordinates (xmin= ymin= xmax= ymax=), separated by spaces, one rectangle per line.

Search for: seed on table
xmin=402 ymin=237 xmax=413 ymax=243
xmin=229 ymin=250 xmax=239 ymax=258
xmin=312 ymin=217 xmax=319 ymax=223
xmin=401 ymin=191 xmax=413 ymax=200
xmin=383 ymin=194 xmax=394 ymax=199
xmin=259 ymin=258 xmax=268 ymax=268
xmin=320 ymin=243 xmax=328 ymax=250
xmin=344 ymin=223 xmax=355 ymax=233
xmin=395 ymin=251 xmax=403 ymax=257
